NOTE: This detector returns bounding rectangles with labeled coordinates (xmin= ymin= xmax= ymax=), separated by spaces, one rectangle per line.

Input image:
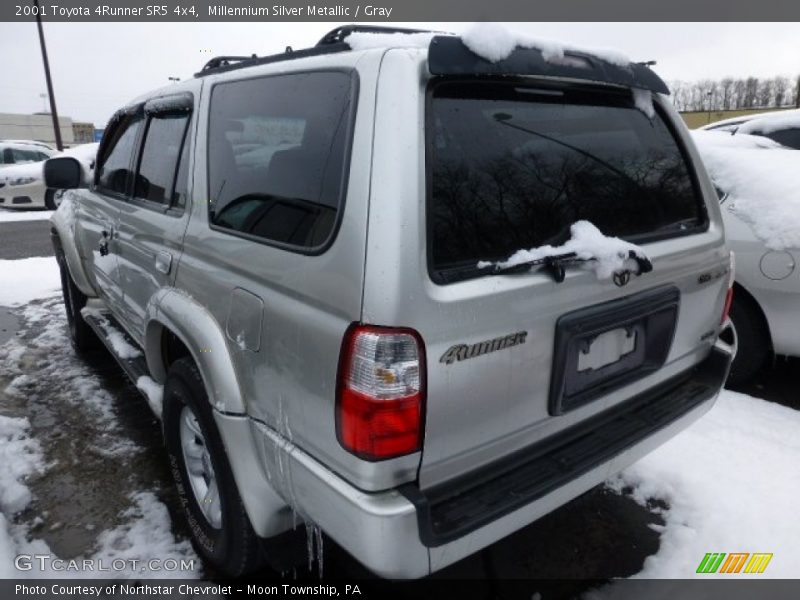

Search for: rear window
xmin=207 ymin=71 xmax=356 ymax=251
xmin=428 ymin=81 xmax=705 ymax=282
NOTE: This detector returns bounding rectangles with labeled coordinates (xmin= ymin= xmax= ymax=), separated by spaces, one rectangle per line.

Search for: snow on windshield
xmin=478 ymin=220 xmax=651 ymax=281
xmin=345 ymin=22 xmax=630 ymax=67
xmin=693 ymin=130 xmax=800 ymax=250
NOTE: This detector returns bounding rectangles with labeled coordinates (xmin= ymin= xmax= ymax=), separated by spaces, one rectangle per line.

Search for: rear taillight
xmin=721 ymin=251 xmax=735 ymax=324
xmin=336 ymin=325 xmax=425 ymax=461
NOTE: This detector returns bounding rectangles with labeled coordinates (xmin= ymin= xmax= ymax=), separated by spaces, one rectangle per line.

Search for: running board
xmin=81 ymin=309 xmax=150 ymax=386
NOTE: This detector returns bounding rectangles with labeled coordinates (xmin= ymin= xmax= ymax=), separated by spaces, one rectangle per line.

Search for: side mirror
xmin=44 ymin=156 xmax=84 ymax=189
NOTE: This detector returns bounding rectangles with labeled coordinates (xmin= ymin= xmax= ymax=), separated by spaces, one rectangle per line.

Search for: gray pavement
xmin=0 ymin=219 xmax=53 ymax=259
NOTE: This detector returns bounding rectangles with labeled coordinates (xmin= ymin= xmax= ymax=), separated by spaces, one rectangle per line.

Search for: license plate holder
xmin=549 ymin=286 xmax=680 ymax=416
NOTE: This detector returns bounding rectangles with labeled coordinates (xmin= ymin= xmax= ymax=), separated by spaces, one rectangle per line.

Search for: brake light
xmin=336 ymin=325 xmax=425 ymax=460
xmin=721 ymin=251 xmax=735 ymax=324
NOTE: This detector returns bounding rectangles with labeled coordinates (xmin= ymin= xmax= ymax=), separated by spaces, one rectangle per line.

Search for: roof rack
xmin=200 ymin=55 xmax=258 ymax=72
xmin=195 ymin=24 xmax=438 ymax=78
xmin=316 ymin=24 xmax=435 ymax=46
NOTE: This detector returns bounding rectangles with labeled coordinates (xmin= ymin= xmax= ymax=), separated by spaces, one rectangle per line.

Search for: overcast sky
xmin=1 ymin=22 xmax=798 ymax=127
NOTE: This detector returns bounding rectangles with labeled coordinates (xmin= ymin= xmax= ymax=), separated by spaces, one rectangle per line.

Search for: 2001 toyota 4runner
xmin=45 ymin=25 xmax=736 ymax=578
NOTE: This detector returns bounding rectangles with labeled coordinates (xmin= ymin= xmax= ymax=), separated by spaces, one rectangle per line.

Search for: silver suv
xmin=45 ymin=26 xmax=735 ymax=578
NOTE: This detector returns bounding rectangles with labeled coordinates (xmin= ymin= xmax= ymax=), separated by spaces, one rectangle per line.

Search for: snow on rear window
xmin=693 ymin=130 xmax=800 ymax=250
xmin=736 ymin=109 xmax=800 ymax=136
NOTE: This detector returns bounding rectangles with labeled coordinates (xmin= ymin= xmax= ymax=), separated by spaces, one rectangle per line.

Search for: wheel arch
xmin=50 ymin=200 xmax=95 ymax=298
xmin=143 ymin=288 xmax=246 ymax=414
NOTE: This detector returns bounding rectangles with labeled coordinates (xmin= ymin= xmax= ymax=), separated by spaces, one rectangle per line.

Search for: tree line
xmin=669 ymin=75 xmax=800 ymax=112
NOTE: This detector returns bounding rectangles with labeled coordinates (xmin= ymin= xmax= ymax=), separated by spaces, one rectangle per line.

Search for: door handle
xmin=99 ymin=229 xmax=110 ymax=256
xmin=155 ymin=250 xmax=172 ymax=275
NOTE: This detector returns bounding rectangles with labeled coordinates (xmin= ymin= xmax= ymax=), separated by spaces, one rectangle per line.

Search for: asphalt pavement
xmin=0 ymin=218 xmax=53 ymax=259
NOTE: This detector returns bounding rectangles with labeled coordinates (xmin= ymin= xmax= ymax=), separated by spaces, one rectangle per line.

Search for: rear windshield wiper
xmin=487 ymin=251 xmax=653 ymax=286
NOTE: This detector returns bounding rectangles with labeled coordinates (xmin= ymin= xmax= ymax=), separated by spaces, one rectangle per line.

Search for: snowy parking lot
xmin=1 ymin=211 xmax=799 ymax=582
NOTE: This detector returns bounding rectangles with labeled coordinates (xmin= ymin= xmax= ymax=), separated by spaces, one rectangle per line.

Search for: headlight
xmin=8 ymin=177 xmax=37 ymax=186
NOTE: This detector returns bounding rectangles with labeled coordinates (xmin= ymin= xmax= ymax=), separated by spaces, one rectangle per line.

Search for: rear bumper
xmin=217 ymin=340 xmax=732 ymax=579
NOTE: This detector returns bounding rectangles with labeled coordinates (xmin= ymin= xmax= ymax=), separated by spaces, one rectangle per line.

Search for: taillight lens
xmin=336 ymin=325 xmax=425 ymax=461
xmin=721 ymin=251 xmax=735 ymax=324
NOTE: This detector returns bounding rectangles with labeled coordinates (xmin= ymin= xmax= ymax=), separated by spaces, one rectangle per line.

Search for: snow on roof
xmin=345 ymin=22 xmax=631 ymax=68
xmin=737 ymin=109 xmax=800 ymax=135
xmin=479 ymin=220 xmax=650 ymax=281
xmin=692 ymin=130 xmax=800 ymax=250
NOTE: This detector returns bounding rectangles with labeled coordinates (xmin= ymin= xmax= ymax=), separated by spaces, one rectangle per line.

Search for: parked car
xmin=46 ymin=25 xmax=735 ymax=578
xmin=700 ymin=108 xmax=800 ymax=149
xmin=0 ymin=141 xmax=58 ymax=208
xmin=694 ymin=130 xmax=800 ymax=383
xmin=1 ymin=142 xmax=98 ymax=210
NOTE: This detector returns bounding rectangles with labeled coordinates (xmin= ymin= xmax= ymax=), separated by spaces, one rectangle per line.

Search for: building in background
xmin=0 ymin=112 xmax=96 ymax=147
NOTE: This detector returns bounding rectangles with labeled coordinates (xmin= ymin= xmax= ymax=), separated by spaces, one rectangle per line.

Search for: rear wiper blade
xmin=487 ymin=251 xmax=653 ymax=285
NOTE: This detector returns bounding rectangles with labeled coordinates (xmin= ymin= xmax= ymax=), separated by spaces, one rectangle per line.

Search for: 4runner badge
xmin=439 ymin=331 xmax=528 ymax=365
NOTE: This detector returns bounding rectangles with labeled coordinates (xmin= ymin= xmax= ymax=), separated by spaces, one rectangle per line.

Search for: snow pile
xmin=136 ymin=376 xmax=164 ymax=419
xmin=461 ymin=22 xmax=630 ymax=66
xmin=345 ymin=30 xmax=438 ymax=52
xmin=0 ymin=210 xmax=54 ymax=223
xmin=60 ymin=142 xmax=99 ymax=173
xmin=0 ymin=416 xmax=45 ymax=515
xmin=345 ymin=23 xmax=630 ymax=67
xmin=608 ymin=390 xmax=800 ymax=578
xmin=0 ymin=257 xmax=61 ymax=306
xmin=479 ymin=220 xmax=650 ymax=281
xmin=693 ymin=130 xmax=800 ymax=249
xmin=737 ymin=109 xmax=800 ymax=135
xmin=92 ymin=492 xmax=199 ymax=579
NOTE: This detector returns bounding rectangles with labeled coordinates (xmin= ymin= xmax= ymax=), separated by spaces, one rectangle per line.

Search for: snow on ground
xmin=0 ymin=210 xmax=54 ymax=223
xmin=607 ymin=389 xmax=800 ymax=578
xmin=479 ymin=220 xmax=650 ymax=280
xmin=0 ymin=299 xmax=199 ymax=577
xmin=0 ymin=257 xmax=60 ymax=306
xmin=693 ymin=131 xmax=800 ymax=250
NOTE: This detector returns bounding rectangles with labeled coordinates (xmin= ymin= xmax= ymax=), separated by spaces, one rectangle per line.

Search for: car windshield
xmin=427 ymin=81 xmax=706 ymax=281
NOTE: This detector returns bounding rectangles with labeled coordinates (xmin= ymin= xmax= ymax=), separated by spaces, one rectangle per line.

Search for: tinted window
xmin=11 ymin=148 xmax=41 ymax=163
xmin=428 ymin=82 xmax=704 ymax=279
xmin=172 ymin=132 xmax=190 ymax=209
xmin=134 ymin=113 xmax=190 ymax=205
xmin=208 ymin=71 xmax=355 ymax=249
xmin=96 ymin=112 xmax=143 ymax=195
xmin=763 ymin=128 xmax=800 ymax=150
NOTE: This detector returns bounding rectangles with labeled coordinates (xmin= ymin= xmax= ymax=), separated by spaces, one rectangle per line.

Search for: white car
xmin=0 ymin=142 xmax=98 ymax=210
xmin=693 ymin=130 xmax=800 ymax=383
xmin=700 ymin=108 xmax=800 ymax=150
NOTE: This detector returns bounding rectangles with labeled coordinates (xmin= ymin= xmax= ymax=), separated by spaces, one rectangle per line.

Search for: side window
xmin=96 ymin=111 xmax=144 ymax=196
xmin=172 ymin=132 xmax=190 ymax=210
xmin=0 ymin=148 xmax=11 ymax=164
xmin=207 ymin=71 xmax=355 ymax=250
xmin=765 ymin=128 xmax=800 ymax=150
xmin=133 ymin=112 xmax=190 ymax=206
xmin=11 ymin=148 xmax=40 ymax=164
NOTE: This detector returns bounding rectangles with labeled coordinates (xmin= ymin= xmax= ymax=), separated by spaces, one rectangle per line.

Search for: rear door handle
xmin=155 ymin=250 xmax=172 ymax=275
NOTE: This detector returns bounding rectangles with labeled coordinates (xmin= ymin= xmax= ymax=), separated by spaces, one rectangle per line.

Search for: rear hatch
xmin=363 ymin=52 xmax=728 ymax=492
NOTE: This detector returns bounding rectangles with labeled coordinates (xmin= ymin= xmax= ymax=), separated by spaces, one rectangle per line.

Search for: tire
xmin=163 ymin=357 xmax=266 ymax=576
xmin=727 ymin=294 xmax=770 ymax=386
xmin=44 ymin=189 xmax=57 ymax=210
xmin=56 ymin=250 xmax=99 ymax=352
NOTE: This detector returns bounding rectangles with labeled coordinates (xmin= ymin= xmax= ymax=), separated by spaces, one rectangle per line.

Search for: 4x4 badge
xmin=440 ymin=331 xmax=528 ymax=365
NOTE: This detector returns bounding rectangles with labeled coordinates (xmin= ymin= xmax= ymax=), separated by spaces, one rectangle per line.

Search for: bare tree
xmin=757 ymin=78 xmax=775 ymax=108
xmin=773 ymin=76 xmax=790 ymax=107
xmin=719 ymin=78 xmax=735 ymax=110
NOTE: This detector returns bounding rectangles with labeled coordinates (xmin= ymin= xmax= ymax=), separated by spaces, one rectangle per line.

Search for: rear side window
xmin=134 ymin=112 xmax=191 ymax=206
xmin=11 ymin=148 xmax=40 ymax=163
xmin=96 ymin=112 xmax=144 ymax=196
xmin=428 ymin=81 xmax=705 ymax=282
xmin=207 ymin=71 xmax=356 ymax=250
xmin=761 ymin=128 xmax=800 ymax=150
